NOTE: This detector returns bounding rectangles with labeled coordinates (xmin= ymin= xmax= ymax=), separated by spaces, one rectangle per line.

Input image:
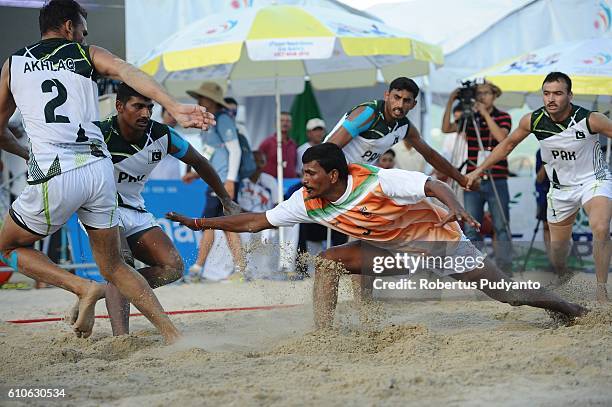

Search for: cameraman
xmin=441 ymin=81 xmax=513 ymax=274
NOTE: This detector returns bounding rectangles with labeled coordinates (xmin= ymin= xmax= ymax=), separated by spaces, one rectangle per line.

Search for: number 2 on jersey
xmin=41 ymin=79 xmax=69 ymax=124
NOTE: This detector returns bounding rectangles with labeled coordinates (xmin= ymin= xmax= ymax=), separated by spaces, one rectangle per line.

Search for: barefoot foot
xmin=162 ymin=329 xmax=182 ymax=345
xmin=63 ymin=298 xmax=80 ymax=325
xmin=596 ymin=283 xmax=608 ymax=304
xmin=72 ymin=282 xmax=105 ymax=338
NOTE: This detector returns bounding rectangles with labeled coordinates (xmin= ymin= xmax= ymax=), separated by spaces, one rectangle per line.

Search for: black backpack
xmin=237 ymin=131 xmax=256 ymax=180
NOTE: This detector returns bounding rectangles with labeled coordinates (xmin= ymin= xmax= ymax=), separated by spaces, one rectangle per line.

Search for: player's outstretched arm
xmin=176 ymin=143 xmax=241 ymax=215
xmin=166 ymin=212 xmax=272 ymax=233
xmin=424 ymin=179 xmax=480 ymax=230
xmin=588 ymin=112 xmax=612 ymax=138
xmin=406 ymin=125 xmax=476 ymax=190
xmin=88 ymin=46 xmax=215 ymax=131
xmin=465 ymin=113 xmax=532 ymax=189
xmin=0 ymin=60 xmax=28 ymax=160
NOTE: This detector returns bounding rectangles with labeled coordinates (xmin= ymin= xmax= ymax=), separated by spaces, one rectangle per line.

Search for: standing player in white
xmin=0 ymin=0 xmax=214 ymax=342
xmin=467 ymin=72 xmax=612 ymax=302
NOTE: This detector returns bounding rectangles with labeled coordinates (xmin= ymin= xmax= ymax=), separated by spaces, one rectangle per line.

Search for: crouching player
xmin=67 ymin=83 xmax=239 ymax=335
xmin=167 ymin=143 xmax=587 ymax=328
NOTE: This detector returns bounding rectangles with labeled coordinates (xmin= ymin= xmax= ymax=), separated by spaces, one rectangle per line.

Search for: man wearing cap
xmin=184 ymin=82 xmax=245 ymax=280
xmin=297 ymin=118 xmax=326 ymax=175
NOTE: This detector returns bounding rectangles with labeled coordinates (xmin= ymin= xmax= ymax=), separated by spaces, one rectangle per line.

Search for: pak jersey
xmin=9 ymin=38 xmax=108 ymax=185
xmin=100 ymin=116 xmax=188 ymax=211
xmin=266 ymin=164 xmax=462 ymax=247
xmin=325 ymin=100 xmax=411 ymax=164
xmin=532 ymin=104 xmax=610 ymax=187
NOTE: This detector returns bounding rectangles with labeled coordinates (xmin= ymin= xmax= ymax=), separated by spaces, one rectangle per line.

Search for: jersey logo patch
xmin=148 ymin=150 xmax=162 ymax=163
xmin=575 ymin=131 xmax=586 ymax=139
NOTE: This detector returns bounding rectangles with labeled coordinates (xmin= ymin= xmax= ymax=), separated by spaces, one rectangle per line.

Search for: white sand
xmin=0 ymin=273 xmax=610 ymax=406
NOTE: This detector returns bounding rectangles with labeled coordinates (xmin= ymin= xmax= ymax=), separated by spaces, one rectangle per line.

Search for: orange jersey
xmin=266 ymin=164 xmax=462 ymax=245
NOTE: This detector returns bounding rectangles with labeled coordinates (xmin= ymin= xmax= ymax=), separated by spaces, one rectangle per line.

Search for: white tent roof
xmin=367 ymin=0 xmax=609 ymax=99
xmin=368 ymin=0 xmax=535 ymax=54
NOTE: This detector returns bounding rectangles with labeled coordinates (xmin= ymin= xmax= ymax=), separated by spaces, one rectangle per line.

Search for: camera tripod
xmin=456 ymin=109 xmax=513 ymax=242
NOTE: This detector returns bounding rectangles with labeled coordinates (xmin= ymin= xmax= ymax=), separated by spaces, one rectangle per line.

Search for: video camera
xmin=456 ymin=78 xmax=484 ymax=115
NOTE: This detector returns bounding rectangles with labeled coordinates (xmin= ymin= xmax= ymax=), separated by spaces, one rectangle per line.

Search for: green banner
xmin=290 ymin=81 xmax=322 ymax=146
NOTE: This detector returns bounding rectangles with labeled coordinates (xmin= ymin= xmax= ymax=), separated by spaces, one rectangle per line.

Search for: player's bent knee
xmin=162 ymin=254 xmax=184 ymax=284
xmin=589 ymin=222 xmax=610 ymax=239
xmin=169 ymin=251 xmax=185 ymax=272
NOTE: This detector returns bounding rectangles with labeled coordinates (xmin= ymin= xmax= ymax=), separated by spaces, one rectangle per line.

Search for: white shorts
xmin=10 ymin=159 xmax=119 ymax=236
xmin=547 ymin=179 xmax=612 ymax=223
xmin=118 ymin=206 xmax=159 ymax=238
xmin=369 ymin=234 xmax=485 ymax=277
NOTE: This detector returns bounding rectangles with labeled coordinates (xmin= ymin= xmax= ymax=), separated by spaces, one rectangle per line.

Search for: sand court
xmin=0 ymin=273 xmax=610 ymax=406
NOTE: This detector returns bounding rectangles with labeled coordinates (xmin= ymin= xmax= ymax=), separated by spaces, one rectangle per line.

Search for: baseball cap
xmin=306 ymin=118 xmax=326 ymax=131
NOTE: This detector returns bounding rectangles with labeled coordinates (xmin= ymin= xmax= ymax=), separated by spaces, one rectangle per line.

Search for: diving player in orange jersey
xmin=167 ymin=143 xmax=587 ymax=328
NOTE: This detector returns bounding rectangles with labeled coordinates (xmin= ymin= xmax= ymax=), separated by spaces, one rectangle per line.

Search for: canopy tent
xmin=469 ymin=37 xmax=612 ymax=108
xmin=470 ymin=36 xmax=612 ymax=162
xmin=367 ymin=0 xmax=609 ymax=106
xmin=126 ymin=0 xmax=610 ymax=152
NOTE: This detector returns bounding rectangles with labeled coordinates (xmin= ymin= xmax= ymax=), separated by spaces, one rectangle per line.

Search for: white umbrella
xmin=469 ymin=37 xmax=612 ymax=107
xmin=469 ymin=36 xmax=612 ymax=161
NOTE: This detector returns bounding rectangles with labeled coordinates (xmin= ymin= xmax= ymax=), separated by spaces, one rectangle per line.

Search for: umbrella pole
xmin=275 ymin=77 xmax=286 ymax=269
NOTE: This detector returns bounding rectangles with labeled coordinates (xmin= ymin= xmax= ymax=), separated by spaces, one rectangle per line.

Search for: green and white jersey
xmin=100 ymin=116 xmax=187 ymax=212
xmin=325 ymin=100 xmax=411 ymax=164
xmin=531 ymin=104 xmax=610 ymax=187
xmin=9 ymin=38 xmax=108 ymax=185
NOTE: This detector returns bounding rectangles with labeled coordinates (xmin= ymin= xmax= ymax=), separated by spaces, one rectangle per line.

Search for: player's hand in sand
xmin=169 ymin=103 xmax=216 ymax=130
xmin=436 ymin=205 xmax=480 ymax=231
xmin=166 ymin=212 xmax=202 ymax=230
